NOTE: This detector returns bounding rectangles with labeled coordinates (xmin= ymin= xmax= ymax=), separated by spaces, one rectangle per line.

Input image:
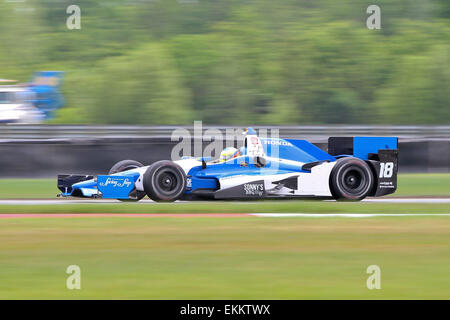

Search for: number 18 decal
xmin=379 ymin=162 xmax=394 ymax=178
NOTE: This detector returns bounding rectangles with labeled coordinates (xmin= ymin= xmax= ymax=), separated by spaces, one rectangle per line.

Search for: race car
xmin=57 ymin=128 xmax=398 ymax=201
xmin=0 ymin=71 xmax=64 ymax=123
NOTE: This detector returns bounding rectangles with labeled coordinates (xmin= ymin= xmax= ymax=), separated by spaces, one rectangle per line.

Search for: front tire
xmin=109 ymin=160 xmax=146 ymax=201
xmin=143 ymin=160 xmax=186 ymax=202
xmin=330 ymin=157 xmax=373 ymax=201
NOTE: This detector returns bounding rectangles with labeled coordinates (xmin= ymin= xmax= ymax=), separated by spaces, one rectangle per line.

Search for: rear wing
xmin=328 ymin=136 xmax=398 ymax=159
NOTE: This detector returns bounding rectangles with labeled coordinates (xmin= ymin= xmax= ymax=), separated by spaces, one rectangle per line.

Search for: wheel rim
xmin=155 ymin=169 xmax=180 ymax=196
xmin=341 ymin=167 xmax=366 ymax=195
xmin=158 ymin=172 xmax=177 ymax=192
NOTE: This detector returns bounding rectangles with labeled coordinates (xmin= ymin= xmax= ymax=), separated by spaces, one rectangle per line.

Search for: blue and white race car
xmin=57 ymin=128 xmax=398 ymax=201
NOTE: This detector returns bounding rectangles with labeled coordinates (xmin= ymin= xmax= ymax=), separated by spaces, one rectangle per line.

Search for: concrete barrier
xmin=0 ymin=125 xmax=448 ymax=177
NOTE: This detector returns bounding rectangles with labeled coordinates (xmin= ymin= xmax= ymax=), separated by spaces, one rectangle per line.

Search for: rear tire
xmin=143 ymin=160 xmax=186 ymax=202
xmin=330 ymin=157 xmax=373 ymax=201
xmin=109 ymin=160 xmax=146 ymax=201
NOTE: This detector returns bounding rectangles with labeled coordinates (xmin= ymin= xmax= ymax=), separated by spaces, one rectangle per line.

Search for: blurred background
xmin=1 ymin=0 xmax=449 ymax=125
xmin=0 ymin=0 xmax=449 ymax=177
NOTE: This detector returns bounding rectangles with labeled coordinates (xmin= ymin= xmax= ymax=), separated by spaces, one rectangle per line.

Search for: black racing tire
xmin=109 ymin=160 xmax=146 ymax=201
xmin=329 ymin=157 xmax=373 ymax=201
xmin=143 ymin=160 xmax=186 ymax=202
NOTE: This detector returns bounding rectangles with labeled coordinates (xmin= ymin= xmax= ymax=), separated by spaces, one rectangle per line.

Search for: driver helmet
xmin=219 ymin=147 xmax=240 ymax=162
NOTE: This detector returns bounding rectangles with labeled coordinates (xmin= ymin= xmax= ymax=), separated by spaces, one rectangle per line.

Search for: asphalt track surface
xmin=0 ymin=197 xmax=449 ymax=219
xmin=0 ymin=198 xmax=450 ymax=205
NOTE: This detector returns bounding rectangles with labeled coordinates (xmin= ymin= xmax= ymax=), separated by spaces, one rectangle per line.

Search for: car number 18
xmin=379 ymin=162 xmax=394 ymax=178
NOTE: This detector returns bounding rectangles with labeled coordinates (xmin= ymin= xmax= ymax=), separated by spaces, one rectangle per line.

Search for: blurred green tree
xmin=0 ymin=0 xmax=448 ymax=124
xmin=84 ymin=43 xmax=193 ymax=124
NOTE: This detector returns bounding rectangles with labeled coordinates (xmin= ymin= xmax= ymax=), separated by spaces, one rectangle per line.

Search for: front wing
xmin=57 ymin=173 xmax=140 ymax=199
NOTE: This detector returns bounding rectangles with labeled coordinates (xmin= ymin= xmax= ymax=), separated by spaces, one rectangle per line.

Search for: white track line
xmin=0 ymin=200 xmax=120 ymax=205
xmin=251 ymin=213 xmax=450 ymax=218
xmin=363 ymin=198 xmax=450 ymax=203
xmin=0 ymin=198 xmax=449 ymax=205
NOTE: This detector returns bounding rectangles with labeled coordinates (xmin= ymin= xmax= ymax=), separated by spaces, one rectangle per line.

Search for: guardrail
xmin=1 ymin=125 xmax=450 ymax=142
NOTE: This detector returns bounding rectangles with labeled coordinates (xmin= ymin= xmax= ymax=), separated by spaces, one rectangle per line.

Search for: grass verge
xmin=1 ymin=217 xmax=449 ymax=299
